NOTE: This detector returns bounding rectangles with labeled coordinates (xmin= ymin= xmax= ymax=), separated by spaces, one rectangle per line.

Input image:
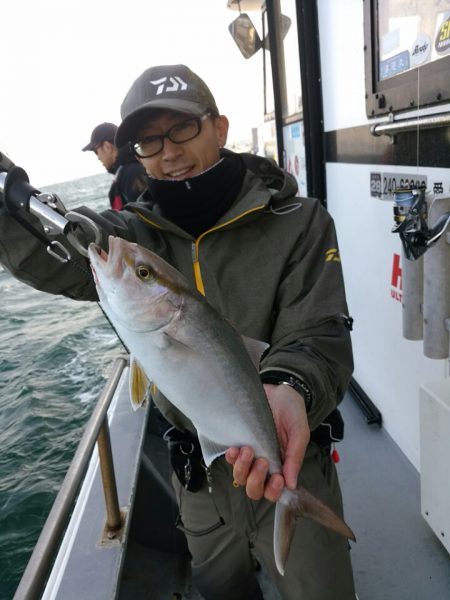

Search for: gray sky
xmin=1 ymin=0 xmax=263 ymax=186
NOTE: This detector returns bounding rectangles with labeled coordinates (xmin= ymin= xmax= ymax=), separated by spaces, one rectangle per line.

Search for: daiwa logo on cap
xmin=150 ymin=76 xmax=188 ymax=95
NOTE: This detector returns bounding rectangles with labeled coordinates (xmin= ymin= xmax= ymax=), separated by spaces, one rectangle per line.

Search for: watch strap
xmin=260 ymin=370 xmax=313 ymax=412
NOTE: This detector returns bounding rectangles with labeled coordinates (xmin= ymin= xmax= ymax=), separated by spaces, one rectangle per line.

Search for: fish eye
xmin=136 ymin=265 xmax=154 ymax=281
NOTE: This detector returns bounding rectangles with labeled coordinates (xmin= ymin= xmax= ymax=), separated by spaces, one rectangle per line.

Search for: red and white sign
xmin=391 ymin=253 xmax=403 ymax=302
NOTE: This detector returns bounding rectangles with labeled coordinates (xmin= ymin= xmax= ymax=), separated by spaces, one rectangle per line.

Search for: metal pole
xmin=402 ymin=251 xmax=424 ymax=340
xmin=266 ymin=0 xmax=288 ymax=168
xmin=97 ymin=420 xmax=122 ymax=533
xmin=13 ymin=355 xmax=128 ymax=600
xmin=423 ymin=197 xmax=450 ymax=358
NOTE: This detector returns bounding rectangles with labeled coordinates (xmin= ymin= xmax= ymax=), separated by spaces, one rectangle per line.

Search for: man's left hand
xmin=225 ymin=383 xmax=310 ymax=502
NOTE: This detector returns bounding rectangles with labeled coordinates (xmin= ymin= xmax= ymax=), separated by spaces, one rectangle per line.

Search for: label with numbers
xmin=370 ymin=172 xmax=427 ymax=197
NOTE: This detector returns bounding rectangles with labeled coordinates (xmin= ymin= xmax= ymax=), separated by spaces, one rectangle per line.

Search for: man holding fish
xmin=0 ymin=64 xmax=356 ymax=599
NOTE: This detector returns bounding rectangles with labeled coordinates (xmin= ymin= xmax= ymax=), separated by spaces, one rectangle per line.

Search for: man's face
xmin=95 ymin=141 xmax=117 ymax=171
xmin=134 ymin=110 xmax=229 ymax=180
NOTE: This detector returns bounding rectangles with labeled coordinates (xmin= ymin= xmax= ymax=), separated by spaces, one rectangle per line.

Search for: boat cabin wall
xmin=317 ymin=0 xmax=450 ymax=471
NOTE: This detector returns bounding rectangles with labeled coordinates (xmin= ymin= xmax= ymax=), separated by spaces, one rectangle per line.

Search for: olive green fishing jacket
xmin=0 ymin=151 xmax=353 ymax=431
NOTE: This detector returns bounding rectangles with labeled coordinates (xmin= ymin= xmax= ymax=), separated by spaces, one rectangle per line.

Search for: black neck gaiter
xmin=146 ymin=154 xmax=246 ymax=238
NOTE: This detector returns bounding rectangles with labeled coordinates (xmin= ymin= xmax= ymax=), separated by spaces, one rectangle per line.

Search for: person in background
xmin=0 ymin=64 xmax=355 ymax=600
xmin=82 ymin=122 xmax=147 ymax=210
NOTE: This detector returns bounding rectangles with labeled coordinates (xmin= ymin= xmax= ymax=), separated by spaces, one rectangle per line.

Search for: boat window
xmin=364 ymin=0 xmax=450 ymax=116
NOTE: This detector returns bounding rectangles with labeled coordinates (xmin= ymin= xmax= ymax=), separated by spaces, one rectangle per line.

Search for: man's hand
xmin=225 ymin=383 xmax=310 ymax=502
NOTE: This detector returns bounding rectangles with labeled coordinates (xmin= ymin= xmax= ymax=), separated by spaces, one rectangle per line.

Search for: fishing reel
xmin=0 ymin=151 xmax=101 ymax=260
xmin=392 ymin=186 xmax=450 ymax=260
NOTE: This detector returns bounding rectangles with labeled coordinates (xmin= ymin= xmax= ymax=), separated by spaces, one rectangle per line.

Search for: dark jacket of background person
xmin=108 ymin=145 xmax=147 ymax=210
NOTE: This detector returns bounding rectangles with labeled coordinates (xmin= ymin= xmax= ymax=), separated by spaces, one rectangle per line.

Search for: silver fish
xmin=88 ymin=236 xmax=355 ymax=575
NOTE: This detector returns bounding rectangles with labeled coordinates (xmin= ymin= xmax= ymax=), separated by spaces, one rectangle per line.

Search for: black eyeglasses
xmin=132 ymin=113 xmax=211 ymax=158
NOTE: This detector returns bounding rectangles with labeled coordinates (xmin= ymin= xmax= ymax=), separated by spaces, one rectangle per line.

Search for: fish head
xmin=88 ymin=236 xmax=186 ymax=333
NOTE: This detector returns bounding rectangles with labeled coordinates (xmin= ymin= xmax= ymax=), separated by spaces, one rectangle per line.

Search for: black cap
xmin=115 ymin=64 xmax=219 ymax=147
xmin=82 ymin=122 xmax=118 ymax=152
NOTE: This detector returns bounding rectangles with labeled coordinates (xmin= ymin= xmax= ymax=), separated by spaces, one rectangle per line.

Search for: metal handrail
xmin=97 ymin=420 xmax=122 ymax=533
xmin=13 ymin=355 xmax=128 ymax=600
xmin=370 ymin=111 xmax=450 ymax=137
xmin=370 ymin=111 xmax=450 ymax=138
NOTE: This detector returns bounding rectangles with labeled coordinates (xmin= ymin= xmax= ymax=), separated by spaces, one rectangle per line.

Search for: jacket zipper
xmin=191 ymin=204 xmax=266 ymax=295
xmin=133 ymin=204 xmax=266 ymax=296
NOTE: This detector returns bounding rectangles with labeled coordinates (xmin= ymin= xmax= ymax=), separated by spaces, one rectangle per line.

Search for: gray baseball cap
xmin=116 ymin=64 xmax=219 ymax=147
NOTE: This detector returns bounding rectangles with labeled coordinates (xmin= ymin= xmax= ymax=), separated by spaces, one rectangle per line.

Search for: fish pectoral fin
xmin=197 ymin=432 xmax=227 ymax=467
xmin=241 ymin=335 xmax=270 ymax=370
xmin=273 ymin=487 xmax=356 ymax=576
xmin=129 ymin=356 xmax=151 ymax=411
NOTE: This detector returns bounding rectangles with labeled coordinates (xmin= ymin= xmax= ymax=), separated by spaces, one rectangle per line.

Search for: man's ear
xmin=103 ymin=141 xmax=117 ymax=155
xmin=214 ymin=115 xmax=229 ymax=148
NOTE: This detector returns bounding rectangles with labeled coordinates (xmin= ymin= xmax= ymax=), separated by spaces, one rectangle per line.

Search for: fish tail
xmin=273 ymin=496 xmax=296 ymax=576
xmin=273 ymin=486 xmax=356 ymax=576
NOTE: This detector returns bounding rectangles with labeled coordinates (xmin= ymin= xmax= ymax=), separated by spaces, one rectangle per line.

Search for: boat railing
xmin=13 ymin=355 xmax=129 ymax=600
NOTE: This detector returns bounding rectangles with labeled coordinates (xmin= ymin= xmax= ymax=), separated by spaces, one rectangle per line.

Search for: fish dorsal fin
xmin=129 ymin=356 xmax=151 ymax=411
xmin=197 ymin=432 xmax=227 ymax=467
xmin=241 ymin=335 xmax=270 ymax=370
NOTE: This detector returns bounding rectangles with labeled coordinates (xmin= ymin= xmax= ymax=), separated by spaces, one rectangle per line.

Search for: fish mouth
xmin=88 ymin=243 xmax=105 ymax=283
xmin=88 ymin=237 xmax=130 ymax=280
xmin=89 ymin=242 xmax=108 ymax=263
xmin=89 ymin=243 xmax=107 ymax=260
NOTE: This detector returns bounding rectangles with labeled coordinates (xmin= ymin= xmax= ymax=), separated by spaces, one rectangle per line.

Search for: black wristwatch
xmin=260 ymin=370 xmax=313 ymax=412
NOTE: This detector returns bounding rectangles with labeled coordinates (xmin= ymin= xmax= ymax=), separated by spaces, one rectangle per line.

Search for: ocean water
xmin=0 ymin=173 xmax=123 ymax=599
